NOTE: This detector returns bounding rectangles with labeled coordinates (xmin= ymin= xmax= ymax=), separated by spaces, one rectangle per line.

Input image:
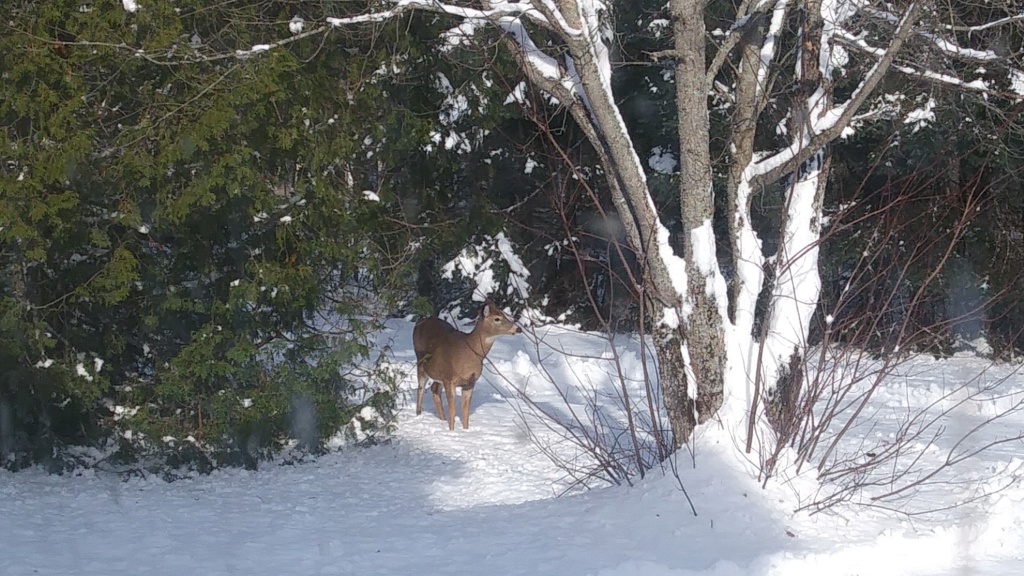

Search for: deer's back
xmin=413 ymin=317 xmax=457 ymax=355
xmin=413 ymin=317 xmax=481 ymax=385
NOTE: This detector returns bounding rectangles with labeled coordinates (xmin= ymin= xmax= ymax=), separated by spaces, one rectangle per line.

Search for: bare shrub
xmin=753 ymin=149 xmax=1024 ymax=514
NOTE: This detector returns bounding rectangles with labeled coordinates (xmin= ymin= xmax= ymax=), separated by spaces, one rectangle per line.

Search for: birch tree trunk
xmin=747 ymin=0 xmax=833 ymax=444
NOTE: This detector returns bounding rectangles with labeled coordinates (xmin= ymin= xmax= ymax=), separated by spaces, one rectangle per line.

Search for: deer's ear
xmin=482 ymin=301 xmax=494 ymax=316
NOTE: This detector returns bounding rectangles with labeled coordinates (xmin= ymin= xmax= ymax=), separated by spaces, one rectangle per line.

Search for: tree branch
xmin=941 ymin=12 xmax=1024 ymax=33
xmin=862 ymin=6 xmax=1015 ymax=63
xmin=704 ymin=0 xmax=783 ymax=94
xmin=7 ymin=0 xmax=563 ymax=65
xmin=749 ymin=0 xmax=925 ymax=188
xmin=834 ymin=31 xmax=1024 ymax=99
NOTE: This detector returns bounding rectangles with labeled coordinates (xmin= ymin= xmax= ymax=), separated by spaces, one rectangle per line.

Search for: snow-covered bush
xmin=432 ymin=232 xmax=533 ymax=319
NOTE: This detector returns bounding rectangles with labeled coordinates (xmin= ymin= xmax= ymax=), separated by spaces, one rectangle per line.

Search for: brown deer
xmin=413 ymin=298 xmax=520 ymax=430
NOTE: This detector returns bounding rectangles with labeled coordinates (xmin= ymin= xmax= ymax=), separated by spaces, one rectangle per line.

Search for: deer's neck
xmin=465 ymin=326 xmax=495 ymax=359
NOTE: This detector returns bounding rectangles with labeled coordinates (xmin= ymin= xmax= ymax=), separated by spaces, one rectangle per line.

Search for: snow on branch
xmin=497 ymin=16 xmax=585 ymax=101
xmin=20 ymin=20 xmax=338 ymax=65
xmin=531 ymin=0 xmax=584 ymax=36
xmin=705 ymin=0 xmax=785 ymax=93
xmin=330 ymin=0 xmax=559 ymax=31
xmin=862 ymin=6 xmax=1010 ymax=63
xmin=754 ymin=0 xmax=789 ymax=105
xmin=891 ymin=65 xmax=999 ymax=95
xmin=43 ymin=0 xmax=592 ymax=124
xmin=940 ymin=12 xmax=1024 ymax=33
xmin=835 ymin=30 xmax=1023 ymax=98
xmin=747 ymin=1 xmax=925 ymax=187
xmin=44 ymin=0 xmax=569 ymax=65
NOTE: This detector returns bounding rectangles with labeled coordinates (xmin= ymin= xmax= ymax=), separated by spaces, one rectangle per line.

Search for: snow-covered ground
xmin=3 ymin=322 xmax=1023 ymax=575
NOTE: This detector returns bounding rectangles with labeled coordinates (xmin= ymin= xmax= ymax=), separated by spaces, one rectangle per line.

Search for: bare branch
xmin=941 ymin=12 xmax=1024 ymax=33
xmin=864 ymin=5 xmax=1022 ymax=62
xmin=704 ymin=0 xmax=757 ymax=92
xmin=6 ymin=0 xmax=563 ymax=65
xmin=750 ymin=0 xmax=926 ymax=188
xmin=834 ymin=30 xmax=1023 ymax=98
xmin=704 ymin=0 xmax=784 ymax=94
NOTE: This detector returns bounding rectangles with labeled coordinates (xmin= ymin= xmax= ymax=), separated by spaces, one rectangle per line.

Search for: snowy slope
xmin=2 ymin=322 xmax=1023 ymax=575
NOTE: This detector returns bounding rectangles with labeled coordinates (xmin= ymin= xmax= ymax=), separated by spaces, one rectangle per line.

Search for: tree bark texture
xmin=671 ymin=0 xmax=727 ymax=431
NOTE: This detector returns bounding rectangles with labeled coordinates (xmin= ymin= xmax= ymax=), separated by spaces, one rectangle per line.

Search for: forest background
xmin=1 ymin=0 xmax=1022 ymax=476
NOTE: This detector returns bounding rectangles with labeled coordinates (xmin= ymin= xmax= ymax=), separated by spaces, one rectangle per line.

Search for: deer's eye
xmin=494 ymin=317 xmax=502 ymax=322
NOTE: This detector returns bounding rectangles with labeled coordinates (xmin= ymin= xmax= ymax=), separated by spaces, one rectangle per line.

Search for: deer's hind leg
xmin=415 ymin=364 xmax=428 ymax=416
xmin=430 ymin=382 xmax=445 ymax=421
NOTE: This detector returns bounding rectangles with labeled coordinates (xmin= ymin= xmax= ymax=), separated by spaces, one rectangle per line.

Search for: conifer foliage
xmin=0 ymin=0 xmax=416 ymax=470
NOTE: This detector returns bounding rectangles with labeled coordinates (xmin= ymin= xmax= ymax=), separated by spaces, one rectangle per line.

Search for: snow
xmin=121 ymin=0 xmax=138 ymax=13
xmin=904 ymin=97 xmax=936 ymax=132
xmin=836 ymin=30 xmax=1002 ymax=97
xmin=648 ymin=147 xmax=677 ymax=174
xmin=361 ymin=190 xmax=380 ymax=202
xmin=661 ymin=307 xmax=680 ymax=329
xmin=110 ymin=405 xmax=139 ymax=421
xmin=494 ymin=233 xmax=530 ymax=284
xmin=75 ymin=362 xmax=93 ymax=382
xmin=728 ymin=0 xmax=841 ymax=412
xmin=688 ymin=220 xmax=716 ymax=279
xmin=897 ymin=66 xmax=990 ymax=93
xmin=1010 ymin=71 xmax=1024 ymax=97
xmin=500 ymin=21 xmax=560 ymax=82
xmin=754 ymin=156 xmax=826 ymax=420
xmin=655 ymin=222 xmax=689 ymax=315
xmin=440 ymin=20 xmax=478 ymax=49
xmin=730 ymin=180 xmax=765 ymax=334
xmin=288 ymin=15 xmax=304 ymax=35
xmin=503 ymin=81 xmax=528 ymax=105
xmin=647 ymin=18 xmax=670 ymax=38
xmin=441 ymin=233 xmax=531 ymax=302
xmin=690 ymin=219 xmax=729 ymax=320
xmin=755 ymin=0 xmax=790 ymax=103
xmin=966 ymin=78 xmax=990 ymax=91
xmin=578 ymin=0 xmax=613 ymax=86
xmin=427 ymin=72 xmax=480 ymax=153
xmin=929 ymin=37 xmax=999 ymax=61
xmin=864 ymin=5 xmax=1001 ymax=62
xmin=3 ymin=323 xmax=1024 ymax=574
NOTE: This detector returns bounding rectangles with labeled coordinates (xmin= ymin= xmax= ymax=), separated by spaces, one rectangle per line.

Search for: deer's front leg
xmin=445 ymin=383 xmax=456 ymax=431
xmin=460 ymin=381 xmax=475 ymax=430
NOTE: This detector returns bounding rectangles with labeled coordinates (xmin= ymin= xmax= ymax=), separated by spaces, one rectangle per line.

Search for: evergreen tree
xmin=0 ymin=0 xmax=428 ymax=470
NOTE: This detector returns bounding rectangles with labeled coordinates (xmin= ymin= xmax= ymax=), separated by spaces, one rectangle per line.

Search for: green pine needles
xmin=0 ymin=0 xmax=419 ymax=472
